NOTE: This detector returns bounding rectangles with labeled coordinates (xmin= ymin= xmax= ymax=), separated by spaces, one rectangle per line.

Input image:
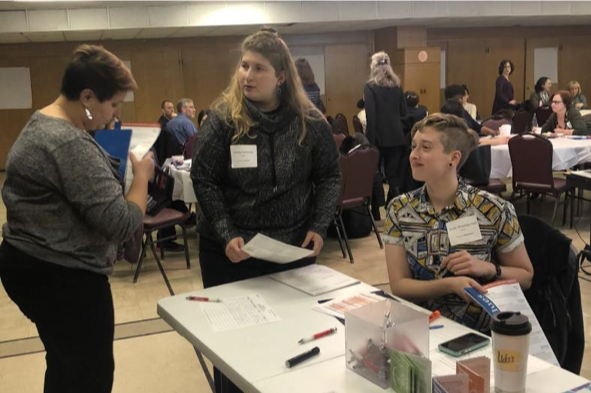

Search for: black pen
xmin=285 ymin=346 xmax=320 ymax=368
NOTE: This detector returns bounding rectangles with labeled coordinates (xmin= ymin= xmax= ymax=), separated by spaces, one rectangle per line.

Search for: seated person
xmin=383 ymin=113 xmax=534 ymax=333
xmin=461 ymin=85 xmax=479 ymax=121
xmin=440 ymin=101 xmax=509 ymax=146
xmin=445 ymin=84 xmax=498 ymax=136
xmin=541 ymin=91 xmax=589 ymax=136
xmin=197 ymin=108 xmax=211 ymax=130
xmin=356 ymin=99 xmax=367 ymax=133
xmin=402 ymin=91 xmax=428 ymax=134
xmin=166 ymin=98 xmax=197 ymax=147
xmin=529 ymin=77 xmax=552 ymax=110
xmin=568 ymin=81 xmax=588 ymax=110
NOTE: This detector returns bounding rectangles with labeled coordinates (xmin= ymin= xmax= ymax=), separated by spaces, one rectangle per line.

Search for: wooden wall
xmin=428 ymin=25 xmax=591 ymax=119
xmin=0 ymin=32 xmax=371 ymax=169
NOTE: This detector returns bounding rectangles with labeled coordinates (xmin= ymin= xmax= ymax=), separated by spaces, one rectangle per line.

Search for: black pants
xmin=379 ymin=146 xmax=408 ymax=204
xmin=199 ymin=235 xmax=316 ymax=392
xmin=0 ymin=241 xmax=115 ymax=393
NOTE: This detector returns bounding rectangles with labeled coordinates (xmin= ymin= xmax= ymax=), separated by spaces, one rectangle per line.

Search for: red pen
xmin=298 ymin=327 xmax=338 ymax=344
xmin=429 ymin=310 xmax=441 ymax=324
xmin=186 ymin=296 xmax=222 ymax=303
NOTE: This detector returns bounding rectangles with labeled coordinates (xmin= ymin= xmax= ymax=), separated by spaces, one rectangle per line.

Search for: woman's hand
xmin=301 ymin=231 xmax=324 ymax=256
xmin=509 ymin=99 xmax=517 ymax=105
xmin=576 ymin=102 xmax=584 ymax=109
xmin=130 ymin=152 xmax=155 ymax=181
xmin=440 ymin=250 xmax=495 ymax=278
xmin=225 ymin=237 xmax=251 ymax=263
xmin=445 ymin=276 xmax=487 ymax=302
xmin=557 ymin=128 xmax=574 ymax=135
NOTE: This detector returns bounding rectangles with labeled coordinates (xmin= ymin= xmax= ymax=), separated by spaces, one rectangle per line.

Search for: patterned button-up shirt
xmin=383 ymin=179 xmax=524 ymax=332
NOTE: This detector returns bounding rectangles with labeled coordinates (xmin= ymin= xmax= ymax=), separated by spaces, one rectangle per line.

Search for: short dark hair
xmin=462 ymin=84 xmax=469 ymax=95
xmin=498 ymin=59 xmax=515 ymax=76
xmin=61 ymin=44 xmax=137 ymax=102
xmin=161 ymin=100 xmax=173 ymax=109
xmin=197 ymin=109 xmax=211 ymax=127
xmin=405 ymin=91 xmax=420 ymax=108
xmin=552 ymin=90 xmax=572 ymax=110
xmin=534 ymin=77 xmax=550 ymax=93
xmin=440 ymin=100 xmax=465 ymax=118
xmin=444 ymin=84 xmax=465 ymax=102
xmin=356 ymin=99 xmax=365 ymax=109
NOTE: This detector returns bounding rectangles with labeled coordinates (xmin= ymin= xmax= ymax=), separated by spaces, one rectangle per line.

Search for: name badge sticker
xmin=230 ymin=145 xmax=257 ymax=168
xmin=446 ymin=215 xmax=482 ymax=246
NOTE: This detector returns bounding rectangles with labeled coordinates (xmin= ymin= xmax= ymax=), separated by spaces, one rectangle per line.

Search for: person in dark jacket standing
xmin=191 ymin=27 xmax=341 ymax=392
xmin=295 ymin=57 xmax=326 ymax=113
xmin=492 ymin=59 xmax=518 ymax=115
xmin=364 ymin=51 xmax=408 ymax=202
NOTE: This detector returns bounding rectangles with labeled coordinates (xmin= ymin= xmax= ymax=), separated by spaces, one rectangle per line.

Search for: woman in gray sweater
xmin=0 ymin=45 xmax=154 ymax=393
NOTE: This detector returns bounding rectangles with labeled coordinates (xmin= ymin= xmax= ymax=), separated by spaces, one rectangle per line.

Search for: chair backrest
xmin=481 ymin=117 xmax=512 ymax=132
xmin=147 ymin=166 xmax=174 ymax=216
xmin=535 ymin=106 xmax=553 ymax=127
xmin=335 ymin=113 xmax=349 ymax=135
xmin=511 ymin=110 xmax=533 ymax=134
xmin=352 ymin=115 xmax=363 ymax=134
xmin=508 ymin=134 xmax=554 ymax=190
xmin=333 ymin=133 xmax=346 ymax=150
xmin=459 ymin=144 xmax=492 ymax=186
xmin=183 ymin=133 xmax=198 ymax=159
xmin=340 ymin=147 xmax=379 ymax=205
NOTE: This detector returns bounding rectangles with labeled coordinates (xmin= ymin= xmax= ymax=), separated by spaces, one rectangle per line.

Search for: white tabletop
xmin=490 ymin=137 xmax=591 ymax=179
xmin=167 ymin=165 xmax=198 ymax=203
xmin=157 ymin=269 xmax=589 ymax=393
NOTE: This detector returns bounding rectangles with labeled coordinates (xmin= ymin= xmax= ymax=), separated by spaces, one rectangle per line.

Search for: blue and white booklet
xmin=94 ymin=129 xmax=132 ymax=180
xmin=463 ymin=280 xmax=559 ymax=366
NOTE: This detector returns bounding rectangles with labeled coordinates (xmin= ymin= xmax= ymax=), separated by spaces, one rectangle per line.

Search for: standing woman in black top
xmin=295 ymin=57 xmax=326 ymax=113
xmin=492 ymin=59 xmax=518 ymax=115
xmin=191 ymin=27 xmax=341 ymax=392
xmin=364 ymin=51 xmax=408 ymax=201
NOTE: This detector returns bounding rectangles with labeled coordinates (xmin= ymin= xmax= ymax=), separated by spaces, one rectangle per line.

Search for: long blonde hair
xmin=368 ymin=51 xmax=400 ymax=88
xmin=212 ymin=27 xmax=322 ymax=143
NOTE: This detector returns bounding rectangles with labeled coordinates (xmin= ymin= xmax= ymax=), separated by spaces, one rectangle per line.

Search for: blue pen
xmin=429 ymin=325 xmax=444 ymax=330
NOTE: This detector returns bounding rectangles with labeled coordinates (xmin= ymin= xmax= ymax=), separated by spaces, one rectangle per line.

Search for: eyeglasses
xmin=551 ymin=101 xmax=563 ymax=105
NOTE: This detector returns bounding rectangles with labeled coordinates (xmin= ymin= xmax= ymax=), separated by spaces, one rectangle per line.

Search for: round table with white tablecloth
xmin=490 ymin=137 xmax=591 ymax=178
xmin=167 ymin=164 xmax=198 ymax=203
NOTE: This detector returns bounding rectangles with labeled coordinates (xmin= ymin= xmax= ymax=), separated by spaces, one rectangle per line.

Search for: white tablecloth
xmin=490 ymin=137 xmax=591 ymax=178
xmin=167 ymin=165 xmax=197 ymax=203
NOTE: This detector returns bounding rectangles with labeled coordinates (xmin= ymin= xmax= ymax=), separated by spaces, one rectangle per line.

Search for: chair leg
xmin=181 ymin=225 xmax=190 ymax=269
xmin=133 ymin=232 xmax=150 ymax=284
xmin=562 ymin=191 xmax=569 ymax=227
xmin=366 ymin=205 xmax=383 ymax=249
xmin=551 ymin=195 xmax=559 ymax=225
xmin=510 ymin=191 xmax=515 ymax=201
xmin=338 ymin=215 xmax=354 ymax=264
xmin=333 ymin=218 xmax=347 ymax=258
xmin=578 ymin=187 xmax=583 ymax=216
xmin=149 ymin=237 xmax=175 ymax=296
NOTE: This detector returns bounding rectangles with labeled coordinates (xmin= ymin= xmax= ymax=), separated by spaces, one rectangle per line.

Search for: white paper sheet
xmin=269 ymin=265 xmax=360 ymax=296
xmin=470 ymin=281 xmax=560 ymax=367
xmin=311 ymin=292 xmax=384 ymax=319
xmin=127 ymin=125 xmax=160 ymax=159
xmin=242 ymin=233 xmax=314 ymax=264
xmin=200 ymin=294 xmax=281 ymax=333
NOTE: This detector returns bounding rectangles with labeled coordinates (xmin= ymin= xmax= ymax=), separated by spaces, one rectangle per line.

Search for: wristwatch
xmin=492 ymin=264 xmax=502 ymax=281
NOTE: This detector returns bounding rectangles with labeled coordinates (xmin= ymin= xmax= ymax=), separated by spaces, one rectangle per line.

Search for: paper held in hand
xmin=241 ymin=233 xmax=314 ymax=264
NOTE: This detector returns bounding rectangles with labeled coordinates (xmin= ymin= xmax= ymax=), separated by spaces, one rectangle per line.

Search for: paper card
xmin=433 ymin=374 xmax=469 ymax=393
xmin=445 ymin=215 xmax=482 ymax=246
xmin=230 ymin=145 xmax=257 ymax=168
xmin=241 ymin=233 xmax=313 ymax=264
xmin=457 ymin=356 xmax=490 ymax=393
xmin=390 ymin=348 xmax=432 ymax=393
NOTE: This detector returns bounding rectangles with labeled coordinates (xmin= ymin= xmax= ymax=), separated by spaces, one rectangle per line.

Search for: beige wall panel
xmin=325 ymin=43 xmax=370 ymax=132
xmin=559 ymin=36 xmax=591 ymax=97
xmin=525 ymin=37 xmax=560 ymax=96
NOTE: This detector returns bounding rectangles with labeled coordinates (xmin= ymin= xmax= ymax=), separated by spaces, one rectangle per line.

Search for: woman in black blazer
xmin=364 ymin=51 xmax=408 ymax=202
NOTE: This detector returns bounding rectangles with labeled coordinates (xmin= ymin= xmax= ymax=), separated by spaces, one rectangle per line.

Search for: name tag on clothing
xmin=446 ymin=215 xmax=482 ymax=246
xmin=230 ymin=145 xmax=257 ymax=168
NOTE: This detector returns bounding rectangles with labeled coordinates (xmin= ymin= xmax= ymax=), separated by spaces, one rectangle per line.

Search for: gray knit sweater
xmin=2 ymin=111 xmax=143 ymax=275
xmin=191 ymin=100 xmax=341 ymax=248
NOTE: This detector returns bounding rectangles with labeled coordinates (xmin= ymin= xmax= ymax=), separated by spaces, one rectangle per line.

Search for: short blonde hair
xmin=567 ymin=81 xmax=582 ymax=96
xmin=411 ymin=113 xmax=479 ymax=169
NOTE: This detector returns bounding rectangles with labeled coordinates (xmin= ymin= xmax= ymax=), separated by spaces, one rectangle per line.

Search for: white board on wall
xmin=122 ymin=60 xmax=134 ymax=102
xmin=534 ymin=47 xmax=558 ymax=86
xmin=0 ymin=67 xmax=32 ymax=109
xmin=290 ymin=47 xmax=325 ymax=94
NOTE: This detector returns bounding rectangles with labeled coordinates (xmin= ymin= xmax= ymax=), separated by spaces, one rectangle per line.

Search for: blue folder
xmin=94 ymin=129 xmax=132 ymax=180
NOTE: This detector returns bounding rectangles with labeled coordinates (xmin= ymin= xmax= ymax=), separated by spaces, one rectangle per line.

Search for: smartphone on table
xmin=438 ymin=333 xmax=490 ymax=357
